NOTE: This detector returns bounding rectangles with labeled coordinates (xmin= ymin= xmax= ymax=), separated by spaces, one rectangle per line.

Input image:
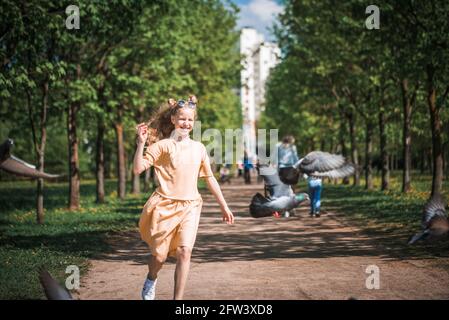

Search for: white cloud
xmin=236 ymin=0 xmax=284 ymax=41
xmin=248 ymin=0 xmax=283 ymax=22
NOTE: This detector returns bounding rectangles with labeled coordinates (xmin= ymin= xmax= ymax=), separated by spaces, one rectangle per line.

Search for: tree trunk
xmin=427 ymin=65 xmax=443 ymax=196
xmin=445 ymin=126 xmax=449 ymax=180
xmin=95 ymin=74 xmax=107 ymax=203
xmin=446 ymin=142 xmax=449 ymax=180
xmin=333 ymin=88 xmax=350 ymax=185
xmin=115 ymin=105 xmax=126 ymax=199
xmin=104 ymin=142 xmax=113 ymax=179
xmin=339 ymin=121 xmax=350 ymax=185
xmin=36 ymin=80 xmax=49 ymax=224
xmin=427 ymin=147 xmax=433 ymax=174
xmin=401 ymin=79 xmax=412 ymax=193
xmin=96 ymin=118 xmax=105 ymax=203
xmin=378 ymin=109 xmax=389 ymax=190
xmin=348 ymin=112 xmax=360 ymax=186
xmin=68 ymin=64 xmax=81 ymax=210
xmin=27 ymin=80 xmax=49 ymax=224
xmin=442 ymin=143 xmax=446 ymax=179
xmin=26 ymin=85 xmax=44 ymax=224
xmin=365 ymin=121 xmax=374 ymax=190
xmin=36 ymin=179 xmax=44 ymax=224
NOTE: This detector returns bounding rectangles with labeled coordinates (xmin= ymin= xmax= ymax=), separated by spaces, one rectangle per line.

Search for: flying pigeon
xmin=294 ymin=151 xmax=355 ymax=180
xmin=249 ymin=165 xmax=309 ymax=218
xmin=275 ymin=151 xmax=355 ymax=185
xmin=0 ymin=139 xmax=59 ymax=179
xmin=38 ymin=268 xmax=74 ymax=300
xmin=408 ymin=194 xmax=449 ymax=245
xmin=250 ymin=191 xmax=309 ymax=218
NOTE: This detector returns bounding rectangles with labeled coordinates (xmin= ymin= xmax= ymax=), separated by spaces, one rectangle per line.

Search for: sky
xmin=232 ymin=0 xmax=284 ymax=41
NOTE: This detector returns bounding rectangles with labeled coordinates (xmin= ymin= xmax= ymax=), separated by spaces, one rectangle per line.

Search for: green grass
xmin=0 ymin=179 xmax=154 ymax=299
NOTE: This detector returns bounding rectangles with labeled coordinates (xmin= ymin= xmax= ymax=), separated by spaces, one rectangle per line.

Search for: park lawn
xmin=0 ymin=179 xmax=155 ymax=300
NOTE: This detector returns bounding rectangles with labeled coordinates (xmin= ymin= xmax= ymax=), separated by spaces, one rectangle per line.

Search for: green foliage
xmin=1 ymin=0 xmax=241 ymax=180
xmin=265 ymin=0 xmax=449 ymax=168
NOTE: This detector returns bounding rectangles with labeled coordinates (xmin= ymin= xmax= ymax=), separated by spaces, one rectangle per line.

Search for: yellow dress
xmin=138 ymin=137 xmax=213 ymax=260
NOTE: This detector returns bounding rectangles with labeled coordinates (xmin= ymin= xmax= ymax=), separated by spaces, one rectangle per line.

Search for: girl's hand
xmin=222 ymin=206 xmax=234 ymax=224
xmin=136 ymin=123 xmax=149 ymax=145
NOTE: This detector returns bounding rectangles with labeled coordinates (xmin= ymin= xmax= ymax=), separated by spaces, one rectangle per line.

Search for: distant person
xmin=237 ymin=160 xmax=243 ymax=177
xmin=274 ymin=135 xmax=300 ymax=217
xmin=304 ymin=173 xmax=322 ymax=217
xmin=243 ymin=151 xmax=253 ymax=184
xmin=275 ymin=135 xmax=299 ymax=176
xmin=219 ymin=164 xmax=232 ymax=184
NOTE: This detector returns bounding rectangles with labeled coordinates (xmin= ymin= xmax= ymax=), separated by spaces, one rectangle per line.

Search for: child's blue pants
xmin=308 ymin=179 xmax=322 ymax=213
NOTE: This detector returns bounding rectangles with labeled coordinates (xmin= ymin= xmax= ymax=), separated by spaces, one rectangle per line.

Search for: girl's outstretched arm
xmin=204 ymin=176 xmax=234 ymax=224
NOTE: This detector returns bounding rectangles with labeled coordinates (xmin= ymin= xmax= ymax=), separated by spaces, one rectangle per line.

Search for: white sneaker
xmin=142 ymin=277 xmax=157 ymax=300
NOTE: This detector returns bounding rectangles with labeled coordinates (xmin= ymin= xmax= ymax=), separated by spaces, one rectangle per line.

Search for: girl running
xmin=133 ymin=95 xmax=234 ymax=300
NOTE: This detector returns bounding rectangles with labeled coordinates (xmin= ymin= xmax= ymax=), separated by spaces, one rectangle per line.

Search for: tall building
xmin=240 ymin=28 xmax=281 ymax=160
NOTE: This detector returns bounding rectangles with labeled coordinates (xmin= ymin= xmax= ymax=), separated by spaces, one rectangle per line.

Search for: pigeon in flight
xmin=408 ymin=194 xmax=449 ymax=245
xmin=249 ymin=165 xmax=309 ymax=218
xmin=294 ymin=151 xmax=355 ymax=180
xmin=0 ymin=139 xmax=59 ymax=179
xmin=38 ymin=269 xmax=74 ymax=300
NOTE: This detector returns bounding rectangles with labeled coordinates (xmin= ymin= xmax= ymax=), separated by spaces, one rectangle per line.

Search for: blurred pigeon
xmin=250 ymin=191 xmax=309 ymax=218
xmin=0 ymin=139 xmax=59 ymax=179
xmin=294 ymin=151 xmax=355 ymax=180
xmin=38 ymin=268 xmax=73 ymax=300
xmin=249 ymin=165 xmax=309 ymax=218
xmin=408 ymin=194 xmax=449 ymax=245
xmin=260 ymin=165 xmax=294 ymax=199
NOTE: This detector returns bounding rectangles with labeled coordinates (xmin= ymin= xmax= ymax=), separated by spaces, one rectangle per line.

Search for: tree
xmin=386 ymin=0 xmax=449 ymax=195
xmin=1 ymin=1 xmax=66 ymax=222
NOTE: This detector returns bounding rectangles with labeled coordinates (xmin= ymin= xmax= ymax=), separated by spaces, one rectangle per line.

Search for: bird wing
xmin=263 ymin=196 xmax=293 ymax=211
xmin=296 ymin=151 xmax=345 ymax=173
xmin=422 ymin=194 xmax=447 ymax=228
xmin=0 ymin=155 xmax=60 ymax=179
xmin=259 ymin=166 xmax=293 ymax=198
xmin=408 ymin=230 xmax=430 ymax=245
xmin=249 ymin=194 xmax=293 ymax=216
xmin=265 ymin=195 xmax=307 ymax=212
xmin=39 ymin=269 xmax=73 ymax=300
xmin=249 ymin=193 xmax=275 ymax=218
xmin=294 ymin=151 xmax=354 ymax=179
xmin=307 ymin=163 xmax=355 ymax=179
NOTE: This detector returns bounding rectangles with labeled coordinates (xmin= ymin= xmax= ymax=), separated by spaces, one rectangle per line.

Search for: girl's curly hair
xmin=145 ymin=95 xmax=198 ymax=145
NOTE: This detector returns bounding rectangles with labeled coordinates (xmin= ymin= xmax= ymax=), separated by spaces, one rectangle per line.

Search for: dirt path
xmin=76 ymin=179 xmax=449 ymax=300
